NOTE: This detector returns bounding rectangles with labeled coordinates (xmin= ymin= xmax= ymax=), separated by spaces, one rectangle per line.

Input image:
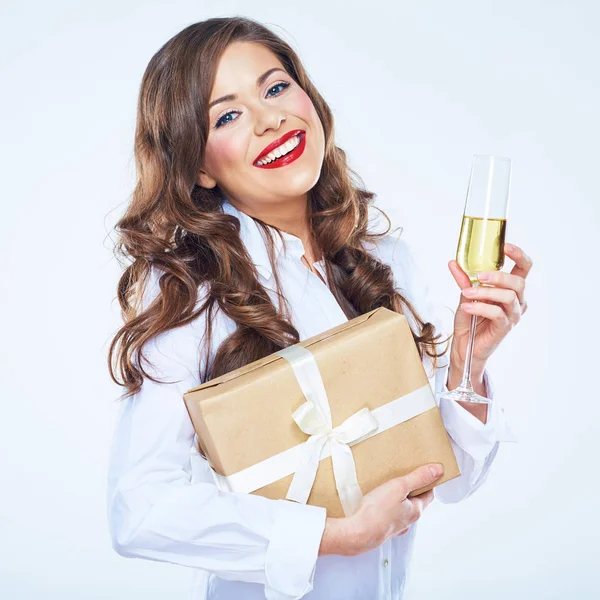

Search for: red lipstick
xmin=253 ymin=129 xmax=306 ymax=169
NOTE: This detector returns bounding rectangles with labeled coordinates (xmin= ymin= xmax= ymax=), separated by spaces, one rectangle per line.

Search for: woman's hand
xmin=447 ymin=243 xmax=533 ymax=377
xmin=319 ymin=463 xmax=444 ymax=557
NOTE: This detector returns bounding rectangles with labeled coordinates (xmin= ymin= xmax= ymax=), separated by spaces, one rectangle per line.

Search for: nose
xmin=254 ymin=104 xmax=286 ymax=136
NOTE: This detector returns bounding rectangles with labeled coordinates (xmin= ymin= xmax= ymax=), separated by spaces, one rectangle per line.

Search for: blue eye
xmin=266 ymin=81 xmax=290 ymax=97
xmin=213 ymin=81 xmax=291 ymax=129
xmin=214 ymin=110 xmax=239 ymax=129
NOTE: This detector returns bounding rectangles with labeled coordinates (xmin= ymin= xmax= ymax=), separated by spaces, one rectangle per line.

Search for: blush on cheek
xmin=294 ymin=89 xmax=318 ymax=121
xmin=206 ymin=135 xmax=248 ymax=172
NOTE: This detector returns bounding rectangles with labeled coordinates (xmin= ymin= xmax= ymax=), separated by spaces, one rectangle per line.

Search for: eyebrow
xmin=208 ymin=67 xmax=287 ymax=109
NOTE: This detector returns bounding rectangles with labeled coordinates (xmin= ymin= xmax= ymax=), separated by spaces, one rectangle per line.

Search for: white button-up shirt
xmin=106 ymin=197 xmax=516 ymax=599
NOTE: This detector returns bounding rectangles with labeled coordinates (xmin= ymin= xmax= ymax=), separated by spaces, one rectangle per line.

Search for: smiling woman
xmin=105 ymin=15 xmax=514 ymax=600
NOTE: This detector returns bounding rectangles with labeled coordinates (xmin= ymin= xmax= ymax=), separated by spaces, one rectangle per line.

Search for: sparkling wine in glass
xmin=439 ymin=154 xmax=511 ymax=405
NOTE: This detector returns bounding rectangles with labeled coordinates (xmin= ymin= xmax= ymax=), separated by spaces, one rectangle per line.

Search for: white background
xmin=1 ymin=1 xmax=597 ymax=598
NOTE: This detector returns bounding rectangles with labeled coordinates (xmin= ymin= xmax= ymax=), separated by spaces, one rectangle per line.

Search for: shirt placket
xmin=301 ymin=260 xmax=348 ymax=327
xmin=378 ymin=538 xmax=393 ymax=599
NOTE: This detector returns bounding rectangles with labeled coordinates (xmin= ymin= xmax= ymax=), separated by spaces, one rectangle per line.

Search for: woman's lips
xmin=254 ymin=132 xmax=307 ymax=169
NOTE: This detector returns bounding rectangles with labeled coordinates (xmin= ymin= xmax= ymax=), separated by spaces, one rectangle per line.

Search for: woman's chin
xmin=248 ymin=164 xmax=317 ymax=194
xmin=271 ymin=179 xmax=318 ymax=199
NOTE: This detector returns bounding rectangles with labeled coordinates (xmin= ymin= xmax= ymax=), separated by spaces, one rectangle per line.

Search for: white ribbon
xmin=277 ymin=346 xmax=380 ymax=516
xmin=210 ymin=344 xmax=438 ymax=517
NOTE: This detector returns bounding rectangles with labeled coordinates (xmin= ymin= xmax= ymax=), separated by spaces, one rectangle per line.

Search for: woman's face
xmin=199 ymin=41 xmax=325 ymax=207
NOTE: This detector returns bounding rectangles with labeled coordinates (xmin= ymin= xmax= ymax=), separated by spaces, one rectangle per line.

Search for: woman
xmin=106 ymin=16 xmax=531 ymax=600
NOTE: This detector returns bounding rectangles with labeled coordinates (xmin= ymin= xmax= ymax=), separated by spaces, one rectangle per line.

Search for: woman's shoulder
xmin=363 ymin=218 xmax=451 ymax=374
xmin=362 ymin=227 xmax=420 ymax=295
xmin=363 ymin=230 xmax=410 ymax=262
xmin=362 ymin=217 xmax=450 ymax=330
xmin=362 ymin=204 xmax=418 ymax=269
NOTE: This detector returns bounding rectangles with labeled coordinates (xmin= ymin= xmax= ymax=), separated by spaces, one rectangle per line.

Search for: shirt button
xmin=383 ymin=559 xmax=389 ymax=567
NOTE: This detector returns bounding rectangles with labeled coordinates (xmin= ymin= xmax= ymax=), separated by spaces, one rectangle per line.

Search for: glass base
xmin=438 ymin=387 xmax=491 ymax=405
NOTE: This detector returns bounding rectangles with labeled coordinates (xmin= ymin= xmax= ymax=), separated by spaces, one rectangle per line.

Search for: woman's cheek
xmin=289 ymin=90 xmax=324 ymax=161
xmin=206 ymin=134 xmax=247 ymax=171
xmin=291 ymin=88 xmax=319 ymax=123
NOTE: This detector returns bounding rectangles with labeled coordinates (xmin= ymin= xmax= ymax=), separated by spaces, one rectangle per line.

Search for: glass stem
xmin=457 ymin=283 xmax=479 ymax=392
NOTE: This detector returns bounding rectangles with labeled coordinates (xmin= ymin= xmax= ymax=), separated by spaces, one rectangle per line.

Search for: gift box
xmin=183 ymin=306 xmax=461 ymax=518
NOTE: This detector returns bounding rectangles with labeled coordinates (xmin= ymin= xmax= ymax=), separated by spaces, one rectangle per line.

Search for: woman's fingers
xmin=461 ymin=285 xmax=516 ymax=304
xmin=460 ymin=300 xmax=513 ymax=330
xmin=451 ymin=243 xmax=532 ymax=307
xmin=408 ymin=489 xmax=435 ymax=517
xmin=476 ymin=270 xmax=526 ymax=304
xmin=421 ymin=489 xmax=435 ymax=510
xmin=461 ymin=285 xmax=522 ymax=323
xmin=448 ymin=260 xmax=473 ymax=290
xmin=504 ymin=243 xmax=534 ymax=280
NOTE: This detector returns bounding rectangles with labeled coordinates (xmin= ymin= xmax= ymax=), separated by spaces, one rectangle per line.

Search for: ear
xmin=197 ymin=168 xmax=217 ymax=189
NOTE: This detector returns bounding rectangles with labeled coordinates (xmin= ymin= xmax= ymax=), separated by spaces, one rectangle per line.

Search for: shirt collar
xmin=220 ymin=196 xmax=307 ymax=281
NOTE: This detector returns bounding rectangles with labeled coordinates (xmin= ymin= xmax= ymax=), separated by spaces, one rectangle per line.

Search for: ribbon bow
xmin=276 ymin=345 xmax=380 ymax=517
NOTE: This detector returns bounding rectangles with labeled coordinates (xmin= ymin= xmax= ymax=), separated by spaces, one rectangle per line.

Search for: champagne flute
xmin=439 ymin=154 xmax=511 ymax=405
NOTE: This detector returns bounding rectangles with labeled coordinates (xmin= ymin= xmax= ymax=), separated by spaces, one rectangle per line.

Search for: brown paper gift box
xmin=183 ymin=306 xmax=461 ymax=518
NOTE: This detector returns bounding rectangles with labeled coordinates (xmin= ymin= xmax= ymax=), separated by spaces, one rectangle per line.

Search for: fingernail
xmin=477 ymin=272 xmax=490 ymax=282
xmin=462 ymin=287 xmax=477 ymax=296
xmin=505 ymin=243 xmax=514 ymax=251
xmin=429 ymin=464 xmax=443 ymax=477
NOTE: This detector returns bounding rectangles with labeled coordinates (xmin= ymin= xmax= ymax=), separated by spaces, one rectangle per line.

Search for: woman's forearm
xmin=318 ymin=517 xmax=360 ymax=556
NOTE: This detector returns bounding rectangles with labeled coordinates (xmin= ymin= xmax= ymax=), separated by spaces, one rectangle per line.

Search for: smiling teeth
xmin=256 ymin=135 xmax=301 ymax=165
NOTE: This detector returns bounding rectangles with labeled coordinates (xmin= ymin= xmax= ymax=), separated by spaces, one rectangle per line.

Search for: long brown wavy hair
xmin=107 ymin=16 xmax=450 ymax=401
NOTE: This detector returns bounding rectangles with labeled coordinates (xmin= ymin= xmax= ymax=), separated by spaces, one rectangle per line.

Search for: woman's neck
xmin=227 ymin=195 xmax=321 ymax=263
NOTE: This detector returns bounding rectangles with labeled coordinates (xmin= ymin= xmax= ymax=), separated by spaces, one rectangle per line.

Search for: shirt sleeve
xmin=366 ymin=231 xmax=518 ymax=503
xmin=106 ymin=267 xmax=327 ymax=600
xmin=432 ymin=362 xmax=518 ymax=503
